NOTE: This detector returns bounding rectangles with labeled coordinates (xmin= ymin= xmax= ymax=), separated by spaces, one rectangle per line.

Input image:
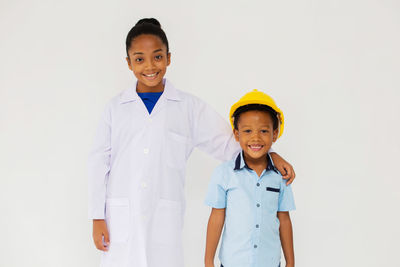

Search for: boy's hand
xmin=270 ymin=152 xmax=296 ymax=185
xmin=93 ymin=219 xmax=110 ymax=251
xmin=205 ymin=262 xmax=215 ymax=267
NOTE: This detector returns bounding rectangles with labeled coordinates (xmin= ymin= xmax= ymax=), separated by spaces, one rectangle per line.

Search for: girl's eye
xmin=261 ymin=130 xmax=269 ymax=133
xmin=135 ymin=58 xmax=143 ymax=62
xmin=155 ymin=55 xmax=163 ymax=60
xmin=244 ymin=130 xmax=251 ymax=133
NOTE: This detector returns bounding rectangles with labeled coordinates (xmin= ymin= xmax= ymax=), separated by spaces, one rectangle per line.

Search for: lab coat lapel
xmin=150 ymin=79 xmax=181 ymax=117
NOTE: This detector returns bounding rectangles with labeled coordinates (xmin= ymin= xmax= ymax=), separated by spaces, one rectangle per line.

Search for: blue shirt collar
xmin=234 ymin=151 xmax=279 ymax=174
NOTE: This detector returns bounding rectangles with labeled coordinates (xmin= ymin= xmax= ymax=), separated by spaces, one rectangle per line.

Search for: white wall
xmin=1 ymin=0 xmax=399 ymax=266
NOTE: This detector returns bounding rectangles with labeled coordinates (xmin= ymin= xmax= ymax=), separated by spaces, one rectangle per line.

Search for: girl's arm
xmin=270 ymin=153 xmax=296 ymax=185
xmin=88 ymin=104 xmax=112 ymax=220
xmin=205 ymin=208 xmax=226 ymax=267
xmin=277 ymin=211 xmax=294 ymax=267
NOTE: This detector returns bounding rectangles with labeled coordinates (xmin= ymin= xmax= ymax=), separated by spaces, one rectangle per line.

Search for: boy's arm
xmin=205 ymin=208 xmax=226 ymax=267
xmin=270 ymin=153 xmax=296 ymax=185
xmin=277 ymin=212 xmax=294 ymax=267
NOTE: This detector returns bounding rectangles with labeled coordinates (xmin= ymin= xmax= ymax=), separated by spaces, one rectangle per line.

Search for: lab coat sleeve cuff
xmin=88 ymin=204 xmax=106 ymax=220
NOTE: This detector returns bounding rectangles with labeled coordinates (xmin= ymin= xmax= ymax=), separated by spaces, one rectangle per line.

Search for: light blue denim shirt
xmin=205 ymin=152 xmax=296 ymax=267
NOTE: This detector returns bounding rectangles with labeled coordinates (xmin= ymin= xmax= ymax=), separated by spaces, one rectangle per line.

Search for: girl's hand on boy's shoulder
xmin=205 ymin=263 xmax=215 ymax=267
xmin=269 ymin=153 xmax=296 ymax=185
xmin=93 ymin=219 xmax=110 ymax=251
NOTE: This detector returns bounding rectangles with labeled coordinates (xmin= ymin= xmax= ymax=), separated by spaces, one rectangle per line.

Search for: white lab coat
xmin=88 ymin=79 xmax=240 ymax=267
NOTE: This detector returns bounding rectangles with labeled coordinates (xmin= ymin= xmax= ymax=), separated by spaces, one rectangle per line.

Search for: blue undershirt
xmin=137 ymin=92 xmax=163 ymax=114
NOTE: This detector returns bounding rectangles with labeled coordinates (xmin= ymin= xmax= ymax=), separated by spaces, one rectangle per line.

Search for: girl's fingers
xmin=281 ymin=167 xmax=289 ymax=179
xmin=95 ymin=237 xmax=107 ymax=251
xmin=285 ymin=167 xmax=296 ymax=185
xmin=104 ymin=230 xmax=110 ymax=247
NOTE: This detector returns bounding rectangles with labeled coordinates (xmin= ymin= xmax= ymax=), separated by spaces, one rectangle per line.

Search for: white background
xmin=1 ymin=0 xmax=399 ymax=266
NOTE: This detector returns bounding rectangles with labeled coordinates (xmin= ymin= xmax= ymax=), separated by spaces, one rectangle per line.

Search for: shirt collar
xmin=234 ymin=151 xmax=279 ymax=174
xmin=119 ymin=78 xmax=181 ymax=104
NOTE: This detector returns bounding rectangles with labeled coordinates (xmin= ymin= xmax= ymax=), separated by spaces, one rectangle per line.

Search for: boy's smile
xmin=234 ymin=110 xmax=278 ymax=169
xmin=126 ymin=34 xmax=171 ymax=92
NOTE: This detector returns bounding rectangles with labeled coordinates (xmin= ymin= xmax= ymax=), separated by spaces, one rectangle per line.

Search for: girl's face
xmin=126 ymin=34 xmax=171 ymax=92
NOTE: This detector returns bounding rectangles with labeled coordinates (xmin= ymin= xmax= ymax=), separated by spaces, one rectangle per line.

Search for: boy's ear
xmin=167 ymin=52 xmax=171 ymax=66
xmin=126 ymin=57 xmax=133 ymax=71
xmin=234 ymin=129 xmax=239 ymax=142
xmin=272 ymin=129 xmax=279 ymax=142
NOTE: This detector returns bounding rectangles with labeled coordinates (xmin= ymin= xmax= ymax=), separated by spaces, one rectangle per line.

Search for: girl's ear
xmin=272 ymin=129 xmax=279 ymax=142
xmin=234 ymin=129 xmax=239 ymax=142
xmin=126 ymin=57 xmax=133 ymax=71
xmin=167 ymin=52 xmax=171 ymax=66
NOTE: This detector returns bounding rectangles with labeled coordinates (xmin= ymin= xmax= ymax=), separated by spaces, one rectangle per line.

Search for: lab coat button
xmin=141 ymin=182 xmax=147 ymax=188
xmin=143 ymin=148 xmax=149 ymax=154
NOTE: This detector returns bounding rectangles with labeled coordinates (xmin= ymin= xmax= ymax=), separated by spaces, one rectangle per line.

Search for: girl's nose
xmin=144 ymin=59 xmax=156 ymax=69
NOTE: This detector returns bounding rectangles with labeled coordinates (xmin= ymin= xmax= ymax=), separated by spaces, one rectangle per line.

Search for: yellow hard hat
xmin=229 ymin=89 xmax=284 ymax=138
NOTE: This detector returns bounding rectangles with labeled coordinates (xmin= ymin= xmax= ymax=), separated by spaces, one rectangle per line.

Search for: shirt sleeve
xmin=204 ymin=165 xmax=228 ymax=209
xmin=87 ymin=104 xmax=112 ymax=219
xmin=278 ymin=178 xmax=296 ymax=212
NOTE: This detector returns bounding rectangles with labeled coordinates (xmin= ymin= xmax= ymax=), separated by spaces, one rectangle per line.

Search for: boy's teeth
xmin=145 ymin=73 xmax=156 ymax=77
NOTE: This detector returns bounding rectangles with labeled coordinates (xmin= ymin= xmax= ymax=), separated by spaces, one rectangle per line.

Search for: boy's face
xmin=126 ymin=34 xmax=171 ymax=92
xmin=234 ymin=110 xmax=279 ymax=162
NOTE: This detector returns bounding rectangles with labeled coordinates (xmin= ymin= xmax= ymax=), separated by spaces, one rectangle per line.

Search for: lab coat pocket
xmin=166 ymin=131 xmax=189 ymax=169
xmin=105 ymin=198 xmax=130 ymax=243
xmin=151 ymin=199 xmax=183 ymax=245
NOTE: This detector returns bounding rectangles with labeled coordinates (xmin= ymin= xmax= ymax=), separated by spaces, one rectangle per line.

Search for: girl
xmin=88 ymin=18 xmax=295 ymax=267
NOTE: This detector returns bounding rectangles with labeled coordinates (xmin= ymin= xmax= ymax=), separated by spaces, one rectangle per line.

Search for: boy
xmin=204 ymin=90 xmax=295 ymax=267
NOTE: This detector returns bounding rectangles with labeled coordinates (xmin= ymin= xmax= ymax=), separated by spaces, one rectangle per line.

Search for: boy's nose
xmin=251 ymin=132 xmax=261 ymax=140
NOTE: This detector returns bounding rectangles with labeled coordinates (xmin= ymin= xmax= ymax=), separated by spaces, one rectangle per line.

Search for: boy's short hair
xmin=232 ymin=104 xmax=279 ymax=130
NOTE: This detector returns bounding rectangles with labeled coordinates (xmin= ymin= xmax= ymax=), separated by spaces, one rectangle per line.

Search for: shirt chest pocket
xmin=264 ymin=186 xmax=280 ymax=213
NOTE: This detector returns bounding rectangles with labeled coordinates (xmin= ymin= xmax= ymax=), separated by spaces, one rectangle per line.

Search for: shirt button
xmin=256 ymin=203 xmax=260 ymax=207
xmin=256 ymin=183 xmax=260 ymax=187
xmin=149 ymin=118 xmax=153 ymax=123
xmin=256 ymin=224 xmax=259 ymax=228
xmin=254 ymin=245 xmax=258 ymax=248
xmin=143 ymin=148 xmax=149 ymax=154
xmin=141 ymin=182 xmax=147 ymax=188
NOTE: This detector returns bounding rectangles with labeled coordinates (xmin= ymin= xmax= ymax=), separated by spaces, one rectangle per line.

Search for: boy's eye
xmin=155 ymin=55 xmax=163 ymax=60
xmin=244 ymin=129 xmax=251 ymax=133
xmin=135 ymin=58 xmax=143 ymax=62
xmin=261 ymin=130 xmax=269 ymax=133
